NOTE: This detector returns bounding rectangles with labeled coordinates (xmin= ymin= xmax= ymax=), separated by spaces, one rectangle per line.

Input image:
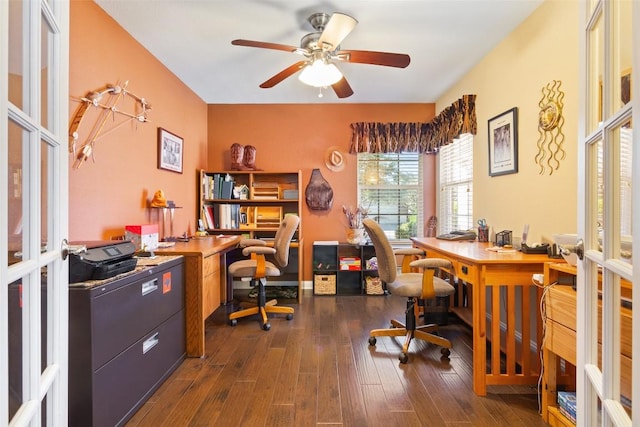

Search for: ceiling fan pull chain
xmin=318 ymin=87 xmax=324 ymax=98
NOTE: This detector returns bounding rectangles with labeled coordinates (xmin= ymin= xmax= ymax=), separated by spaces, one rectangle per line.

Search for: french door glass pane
xmin=7 ymin=278 xmax=23 ymax=419
xmin=595 ymin=139 xmax=604 ymax=247
xmin=617 ymin=123 xmax=632 ymax=264
xmin=41 ymin=139 xmax=50 ymax=257
xmin=41 ymin=13 xmax=54 ymax=131
xmin=8 ymin=119 xmax=25 ymax=266
xmin=8 ymin=0 xmax=29 ymax=111
xmin=588 ymin=11 xmax=604 ymax=132
xmin=614 ymin=0 xmax=632 ymax=109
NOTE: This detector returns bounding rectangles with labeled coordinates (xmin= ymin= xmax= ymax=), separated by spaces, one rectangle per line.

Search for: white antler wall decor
xmin=69 ymin=80 xmax=151 ymax=168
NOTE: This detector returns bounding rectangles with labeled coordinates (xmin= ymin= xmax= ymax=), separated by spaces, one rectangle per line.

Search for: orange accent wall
xmin=69 ymin=2 xmax=436 ymax=282
xmin=207 ymin=104 xmax=436 ymax=280
xmin=69 ymin=1 xmax=208 ymax=241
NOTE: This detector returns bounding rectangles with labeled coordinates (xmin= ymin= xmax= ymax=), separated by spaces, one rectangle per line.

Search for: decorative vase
xmin=345 ymin=227 xmax=364 ymax=245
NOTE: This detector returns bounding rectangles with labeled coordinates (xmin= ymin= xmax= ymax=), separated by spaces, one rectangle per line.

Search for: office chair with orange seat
xmin=228 ymin=214 xmax=299 ymax=330
xmin=363 ymin=218 xmax=455 ymax=363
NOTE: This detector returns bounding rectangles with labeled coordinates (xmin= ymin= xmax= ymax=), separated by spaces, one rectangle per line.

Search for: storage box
xmin=365 ymin=276 xmax=384 ymax=295
xmin=339 ymin=256 xmax=361 ymax=270
xmin=125 ymin=224 xmax=159 ymax=251
xmin=314 ymin=274 xmax=336 ymax=295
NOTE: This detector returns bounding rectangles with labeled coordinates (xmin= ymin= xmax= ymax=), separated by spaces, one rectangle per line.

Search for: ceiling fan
xmin=231 ymin=12 xmax=411 ymax=98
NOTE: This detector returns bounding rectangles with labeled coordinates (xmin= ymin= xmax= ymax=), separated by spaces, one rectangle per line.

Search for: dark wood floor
xmin=126 ymin=291 xmax=548 ymax=427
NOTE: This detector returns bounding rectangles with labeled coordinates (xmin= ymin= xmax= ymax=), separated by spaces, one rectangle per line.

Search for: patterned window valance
xmin=349 ymin=94 xmax=477 ymax=154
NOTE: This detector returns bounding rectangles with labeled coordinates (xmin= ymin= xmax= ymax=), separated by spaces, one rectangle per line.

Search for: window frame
xmin=357 ymin=152 xmax=423 ymax=245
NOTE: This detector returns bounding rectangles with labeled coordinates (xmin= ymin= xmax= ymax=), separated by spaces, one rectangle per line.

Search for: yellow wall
xmin=437 ymin=0 xmax=579 ymax=242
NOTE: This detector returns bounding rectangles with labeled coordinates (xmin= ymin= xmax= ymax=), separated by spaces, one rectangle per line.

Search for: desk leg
xmin=472 ymin=266 xmax=487 ymax=396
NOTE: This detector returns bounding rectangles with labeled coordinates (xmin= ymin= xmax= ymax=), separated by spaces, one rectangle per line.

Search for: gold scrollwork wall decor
xmin=69 ymin=80 xmax=151 ymax=169
xmin=534 ymin=80 xmax=565 ymax=175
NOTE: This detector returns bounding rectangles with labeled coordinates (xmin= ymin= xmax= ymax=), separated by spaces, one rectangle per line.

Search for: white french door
xmin=1 ymin=0 xmax=69 ymax=425
xmin=577 ymin=0 xmax=637 ymax=425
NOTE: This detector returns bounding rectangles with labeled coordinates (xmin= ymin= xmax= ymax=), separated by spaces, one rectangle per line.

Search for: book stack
xmin=202 ymin=203 xmax=243 ymax=230
xmin=203 ymin=173 xmax=234 ymax=199
xmin=557 ymin=391 xmax=576 ymax=424
xmin=339 ymin=257 xmax=361 ymax=271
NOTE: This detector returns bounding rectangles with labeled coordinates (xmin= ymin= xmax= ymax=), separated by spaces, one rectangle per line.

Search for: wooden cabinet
xmin=312 ymin=243 xmax=380 ymax=295
xmin=68 ymin=256 xmax=185 ymax=427
xmin=155 ymin=236 xmax=241 ymax=357
xmin=541 ymin=262 xmax=633 ymax=425
xmin=199 ymin=170 xmax=303 ymax=302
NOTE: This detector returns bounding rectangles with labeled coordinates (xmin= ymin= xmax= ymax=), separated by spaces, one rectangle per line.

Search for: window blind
xmin=438 ymin=134 xmax=474 ymax=234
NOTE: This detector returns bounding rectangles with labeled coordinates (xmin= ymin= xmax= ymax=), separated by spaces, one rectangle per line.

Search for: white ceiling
xmin=95 ymin=0 xmax=543 ymax=104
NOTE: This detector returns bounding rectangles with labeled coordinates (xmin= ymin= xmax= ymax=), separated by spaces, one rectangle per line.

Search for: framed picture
xmin=487 ymin=107 xmax=518 ymax=177
xmin=158 ymin=127 xmax=183 ymax=173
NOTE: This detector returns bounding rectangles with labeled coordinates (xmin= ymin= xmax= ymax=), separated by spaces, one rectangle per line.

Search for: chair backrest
xmin=362 ymin=218 xmax=397 ymax=284
xmin=272 ymin=214 xmax=300 ymax=268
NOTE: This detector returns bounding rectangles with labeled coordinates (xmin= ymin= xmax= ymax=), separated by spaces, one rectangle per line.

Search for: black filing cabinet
xmin=68 ymin=256 xmax=185 ymax=427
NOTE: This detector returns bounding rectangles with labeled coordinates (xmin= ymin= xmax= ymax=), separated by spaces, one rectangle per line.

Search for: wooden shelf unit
xmin=312 ymin=243 xmax=381 ymax=296
xmin=199 ymin=170 xmax=301 ymax=240
xmin=199 ymin=170 xmax=303 ymax=302
xmin=541 ymin=262 xmax=633 ymax=425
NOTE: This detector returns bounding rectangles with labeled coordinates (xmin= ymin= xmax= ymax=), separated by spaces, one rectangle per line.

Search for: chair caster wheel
xmin=441 ymin=347 xmax=451 ymax=357
xmin=230 ymin=319 xmax=237 ymax=327
xmin=286 ymin=313 xmax=293 ymax=320
xmin=399 ymin=353 xmax=409 ymax=364
xmin=368 ymin=337 xmax=377 ymax=346
xmin=263 ymin=323 xmax=271 ymax=331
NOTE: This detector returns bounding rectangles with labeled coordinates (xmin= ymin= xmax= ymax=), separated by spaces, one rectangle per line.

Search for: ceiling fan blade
xmin=338 ymin=49 xmax=411 ymax=68
xmin=317 ymin=13 xmax=358 ymax=50
xmin=231 ymin=39 xmax=298 ymax=53
xmin=259 ymin=61 xmax=307 ymax=88
xmin=332 ymin=77 xmax=354 ymax=99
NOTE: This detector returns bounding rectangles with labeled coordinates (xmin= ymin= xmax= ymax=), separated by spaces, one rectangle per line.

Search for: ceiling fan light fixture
xmin=298 ymin=60 xmax=342 ymax=88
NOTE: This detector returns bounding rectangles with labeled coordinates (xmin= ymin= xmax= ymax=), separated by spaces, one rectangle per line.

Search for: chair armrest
xmin=239 ymin=238 xmax=267 ymax=248
xmin=242 ymin=246 xmax=276 ymax=257
xmin=410 ymin=258 xmax=452 ymax=270
xmin=394 ymin=248 xmax=425 ymax=256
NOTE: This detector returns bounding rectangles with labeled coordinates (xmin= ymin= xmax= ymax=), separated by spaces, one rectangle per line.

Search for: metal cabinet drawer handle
xmin=143 ymin=332 xmax=159 ymax=354
xmin=141 ymin=279 xmax=158 ymax=296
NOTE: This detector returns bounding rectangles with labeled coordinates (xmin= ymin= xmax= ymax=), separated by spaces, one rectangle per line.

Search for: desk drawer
xmin=546 ymin=286 xmax=576 ymax=331
xmin=546 ymin=319 xmax=576 ymax=364
xmin=203 ymin=253 xmax=220 ymax=278
xmin=455 ymin=261 xmax=476 ymax=282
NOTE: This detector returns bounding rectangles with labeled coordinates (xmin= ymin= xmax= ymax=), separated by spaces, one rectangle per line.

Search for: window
xmin=438 ymin=134 xmax=473 ymax=234
xmin=357 ymin=152 xmax=422 ymax=243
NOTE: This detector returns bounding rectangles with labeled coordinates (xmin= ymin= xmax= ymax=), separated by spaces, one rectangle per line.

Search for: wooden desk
xmin=411 ymin=237 xmax=554 ymax=395
xmin=155 ymin=235 xmax=241 ymax=357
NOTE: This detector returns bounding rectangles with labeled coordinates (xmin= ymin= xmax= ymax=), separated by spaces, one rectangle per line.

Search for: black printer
xmin=69 ymin=240 xmax=138 ymax=283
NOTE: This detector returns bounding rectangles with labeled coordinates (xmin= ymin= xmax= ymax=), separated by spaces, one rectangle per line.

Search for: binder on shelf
xmin=221 ymin=180 xmax=234 ymax=199
xmin=203 ymin=206 xmax=215 ymax=229
xmin=212 ymin=173 xmax=221 ymax=199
